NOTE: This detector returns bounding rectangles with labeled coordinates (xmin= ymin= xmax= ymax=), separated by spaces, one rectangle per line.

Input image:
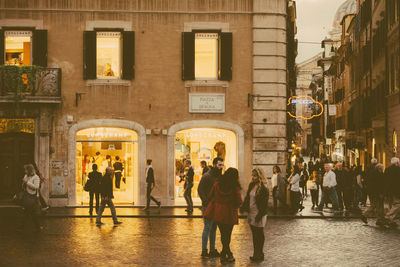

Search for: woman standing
xmin=204 ymin=168 xmax=242 ymax=264
xmin=242 ymin=168 xmax=269 ymax=262
xmin=288 ymin=165 xmax=303 ymax=213
xmin=307 ymin=171 xmax=319 ymax=209
xmin=20 ymin=164 xmax=42 ymax=232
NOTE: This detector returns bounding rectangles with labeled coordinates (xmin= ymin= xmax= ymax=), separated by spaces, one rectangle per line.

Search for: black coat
xmin=87 ymin=171 xmax=102 ymax=193
xmin=146 ymin=167 xmax=155 ymax=184
xmin=99 ymin=173 xmax=114 ymax=198
xmin=384 ymin=165 xmax=400 ymax=197
xmin=241 ymin=182 xmax=269 ymax=219
xmin=198 ymin=167 xmax=220 ymax=207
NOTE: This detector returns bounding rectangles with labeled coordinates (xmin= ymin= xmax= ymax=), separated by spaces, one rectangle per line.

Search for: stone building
xmin=0 ymin=0 xmax=297 ymax=207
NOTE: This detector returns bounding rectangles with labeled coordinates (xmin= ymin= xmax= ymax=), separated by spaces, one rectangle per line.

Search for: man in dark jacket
xmin=143 ymin=159 xmax=161 ymax=210
xmin=88 ymin=164 xmax=102 ymax=216
xmin=183 ymin=160 xmax=194 ymax=213
xmin=384 ymin=157 xmax=400 ymax=227
xmin=201 ymin=160 xmax=210 ymax=175
xmin=333 ymin=162 xmax=345 ymax=211
xmin=360 ymin=158 xmax=382 ymax=224
xmin=96 ymin=167 xmax=122 ymax=226
xmin=197 ymin=157 xmax=224 ymax=258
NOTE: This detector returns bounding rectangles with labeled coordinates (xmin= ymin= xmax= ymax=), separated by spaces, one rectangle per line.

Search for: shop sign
xmin=287 ymin=96 xmax=323 ymax=120
xmin=0 ymin=119 xmax=35 ymax=134
xmin=50 ymin=160 xmax=65 ymax=170
xmin=183 ymin=132 xmax=227 ymax=139
xmin=329 ymin=105 xmax=337 ymax=116
xmin=189 ymin=93 xmax=225 ymax=113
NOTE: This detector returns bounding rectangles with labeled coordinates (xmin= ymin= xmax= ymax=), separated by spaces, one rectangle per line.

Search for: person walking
xmin=19 ymin=164 xmax=42 ymax=232
xmin=288 ymin=165 xmax=303 ymax=213
xmin=352 ymin=165 xmax=363 ymax=211
xmin=201 ymin=160 xmax=210 ymax=175
xmin=383 ymin=157 xmax=400 ymax=228
xmin=300 ymin=163 xmax=309 ymax=199
xmin=241 ymin=168 xmax=269 ymax=262
xmin=113 ymin=156 xmax=124 ymax=189
xmin=275 ymin=165 xmax=287 ymax=212
xmin=143 ymin=159 xmax=161 ymax=210
xmin=360 ymin=158 xmax=380 ymax=224
xmin=342 ymin=163 xmax=354 ymax=212
xmin=183 ymin=160 xmax=194 ymax=213
xmin=361 ymin=163 xmax=386 ymax=226
xmin=96 ymin=167 xmax=122 ymax=226
xmin=32 ymin=162 xmax=49 ymax=212
xmin=333 ymin=162 xmax=345 ymax=211
xmin=308 ymin=171 xmax=319 ymax=209
xmin=315 ymin=163 xmax=339 ymax=212
xmin=197 ymin=157 xmax=224 ymax=258
xmin=204 ymin=168 xmax=243 ymax=264
xmin=87 ymin=164 xmax=102 ymax=216
xmin=271 ymin=166 xmax=279 ymax=214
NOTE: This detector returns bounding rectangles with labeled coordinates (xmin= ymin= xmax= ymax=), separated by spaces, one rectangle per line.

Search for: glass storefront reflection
xmin=76 ymin=127 xmax=138 ymax=205
xmin=174 ymin=128 xmax=237 ymax=204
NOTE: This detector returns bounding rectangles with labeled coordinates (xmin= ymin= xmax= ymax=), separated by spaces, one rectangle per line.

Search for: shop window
xmin=83 ymin=30 xmax=135 ymax=80
xmin=182 ymin=31 xmax=232 ymax=81
xmin=174 ymin=128 xmax=237 ymax=204
xmin=0 ymin=29 xmax=48 ymax=67
xmin=75 ymin=127 xmax=138 ymax=205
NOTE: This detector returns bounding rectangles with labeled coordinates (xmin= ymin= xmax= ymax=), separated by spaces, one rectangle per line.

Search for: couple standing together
xmin=198 ymin=158 xmax=268 ymax=263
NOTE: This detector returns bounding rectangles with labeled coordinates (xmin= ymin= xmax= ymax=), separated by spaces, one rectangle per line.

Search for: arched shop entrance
xmin=75 ymin=127 xmax=138 ymax=205
xmin=173 ymin=127 xmax=239 ymax=205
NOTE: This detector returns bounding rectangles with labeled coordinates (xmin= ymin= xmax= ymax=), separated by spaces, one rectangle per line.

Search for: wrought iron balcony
xmin=0 ymin=65 xmax=61 ymax=103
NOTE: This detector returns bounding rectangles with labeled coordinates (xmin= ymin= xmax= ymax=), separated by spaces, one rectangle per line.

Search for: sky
xmin=296 ymin=0 xmax=349 ymax=63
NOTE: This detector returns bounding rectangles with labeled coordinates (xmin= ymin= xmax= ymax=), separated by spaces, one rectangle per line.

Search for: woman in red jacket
xmin=204 ymin=168 xmax=243 ymax=263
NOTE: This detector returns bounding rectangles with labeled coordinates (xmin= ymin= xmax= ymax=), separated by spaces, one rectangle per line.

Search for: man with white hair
xmin=315 ymin=163 xmax=339 ymax=212
xmin=383 ymin=157 xmax=400 ymax=228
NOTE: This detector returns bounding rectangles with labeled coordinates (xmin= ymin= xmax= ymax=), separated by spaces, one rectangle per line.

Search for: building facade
xmin=0 ymin=0 xmax=296 ymax=206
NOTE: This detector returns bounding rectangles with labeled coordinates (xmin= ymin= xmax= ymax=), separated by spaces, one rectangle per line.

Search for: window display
xmin=174 ymin=128 xmax=237 ymax=204
xmin=96 ymin=31 xmax=121 ymax=78
xmin=76 ymin=127 xmax=138 ymax=205
xmin=5 ymin=31 xmax=32 ymax=66
xmin=195 ymin=33 xmax=218 ymax=80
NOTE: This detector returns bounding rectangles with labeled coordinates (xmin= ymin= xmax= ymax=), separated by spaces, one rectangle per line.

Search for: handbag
xmin=307 ymin=180 xmax=317 ymax=190
xmin=12 ymin=191 xmax=25 ymax=206
xmin=84 ymin=179 xmax=93 ymax=192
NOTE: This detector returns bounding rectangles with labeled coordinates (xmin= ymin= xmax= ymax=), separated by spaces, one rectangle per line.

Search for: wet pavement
xmin=1 ymin=215 xmax=400 ymax=266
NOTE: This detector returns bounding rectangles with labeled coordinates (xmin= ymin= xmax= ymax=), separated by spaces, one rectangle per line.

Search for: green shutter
xmin=32 ymin=30 xmax=47 ymax=67
xmin=219 ymin=32 xmax=232 ymax=81
xmin=182 ymin=32 xmax=195 ymax=80
xmin=0 ymin=30 xmax=4 ymax=65
xmin=83 ymin=31 xmax=96 ymax=80
xmin=122 ymin=31 xmax=135 ymax=80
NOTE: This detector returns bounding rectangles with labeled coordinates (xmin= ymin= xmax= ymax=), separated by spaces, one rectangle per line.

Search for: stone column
xmin=252 ymin=0 xmax=288 ymax=177
xmin=38 ymin=107 xmax=52 ymax=202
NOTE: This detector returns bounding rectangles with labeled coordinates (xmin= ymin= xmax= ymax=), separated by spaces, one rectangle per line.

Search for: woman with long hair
xmin=204 ymin=168 xmax=242 ymax=263
xmin=241 ymin=168 xmax=269 ymax=262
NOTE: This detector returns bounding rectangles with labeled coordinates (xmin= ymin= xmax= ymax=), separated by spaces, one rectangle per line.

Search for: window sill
xmin=184 ymin=80 xmax=229 ymax=88
xmin=86 ymin=79 xmax=131 ymax=86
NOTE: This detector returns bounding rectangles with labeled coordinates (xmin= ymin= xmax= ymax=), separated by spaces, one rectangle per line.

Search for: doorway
xmin=0 ymin=132 xmax=35 ymax=199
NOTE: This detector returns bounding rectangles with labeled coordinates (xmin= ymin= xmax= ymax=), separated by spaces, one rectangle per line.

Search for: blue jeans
xmin=202 ymin=206 xmax=217 ymax=252
xmin=317 ymin=187 xmax=339 ymax=210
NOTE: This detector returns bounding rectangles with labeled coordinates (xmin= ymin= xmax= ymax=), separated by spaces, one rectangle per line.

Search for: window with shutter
xmin=0 ymin=30 xmax=4 ymax=65
xmin=182 ymin=32 xmax=195 ymax=80
xmin=32 ymin=29 xmax=47 ymax=67
xmin=83 ymin=31 xmax=96 ymax=80
xmin=96 ymin=31 xmax=122 ymax=79
xmin=122 ymin=31 xmax=135 ymax=80
xmin=4 ymin=30 xmax=32 ymax=66
xmin=183 ymin=31 xmax=232 ymax=81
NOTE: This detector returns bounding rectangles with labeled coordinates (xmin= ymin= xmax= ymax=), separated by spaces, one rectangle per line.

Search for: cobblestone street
xmin=1 ymin=216 xmax=400 ymax=266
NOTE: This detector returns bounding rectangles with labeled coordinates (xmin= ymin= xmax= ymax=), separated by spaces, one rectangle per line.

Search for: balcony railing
xmin=0 ymin=65 xmax=61 ymax=103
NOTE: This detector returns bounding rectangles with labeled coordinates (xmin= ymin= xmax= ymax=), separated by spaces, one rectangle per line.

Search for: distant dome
xmin=330 ymin=0 xmax=356 ymax=38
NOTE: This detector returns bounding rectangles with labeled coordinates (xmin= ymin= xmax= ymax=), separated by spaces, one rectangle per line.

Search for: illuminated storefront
xmin=174 ymin=128 xmax=237 ymax=204
xmin=75 ymin=127 xmax=138 ymax=205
